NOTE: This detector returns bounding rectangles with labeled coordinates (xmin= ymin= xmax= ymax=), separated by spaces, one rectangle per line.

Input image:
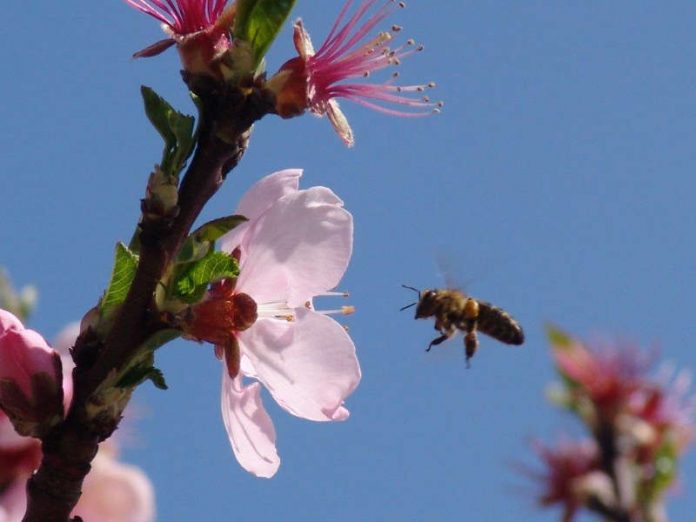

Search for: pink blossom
xmin=552 ymin=339 xmax=649 ymax=420
xmin=185 ymin=169 xmax=360 ymax=477
xmin=125 ymin=0 xmax=236 ymax=75
xmin=269 ymin=0 xmax=440 ymax=146
xmin=72 ymin=442 xmax=156 ymax=522
xmin=629 ymin=367 xmax=696 ymax=457
xmin=0 ymin=323 xmax=156 ymax=522
xmin=0 ymin=310 xmax=63 ymax=437
xmin=527 ymin=438 xmax=603 ymax=522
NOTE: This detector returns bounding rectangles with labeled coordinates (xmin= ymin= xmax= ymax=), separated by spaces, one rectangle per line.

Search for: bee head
xmin=414 ymin=289 xmax=438 ymax=318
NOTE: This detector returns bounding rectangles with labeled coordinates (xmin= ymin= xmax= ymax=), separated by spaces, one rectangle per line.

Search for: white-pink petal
xmin=0 ymin=310 xmax=23 ymax=334
xmin=219 ymin=169 xmax=302 ymax=255
xmin=240 ymin=309 xmax=360 ymax=422
xmin=74 ymin=447 xmax=156 ymax=522
xmin=220 ymin=371 xmax=280 ymax=478
xmin=236 ymin=187 xmax=353 ymax=308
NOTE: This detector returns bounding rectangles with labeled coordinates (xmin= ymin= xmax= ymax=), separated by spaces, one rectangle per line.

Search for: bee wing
xmin=476 ymin=301 xmax=525 ymax=345
xmin=435 ymin=252 xmax=472 ymax=295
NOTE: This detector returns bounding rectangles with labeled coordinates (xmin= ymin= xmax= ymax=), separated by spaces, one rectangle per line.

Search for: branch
xmin=22 ymin=79 xmax=275 ymax=522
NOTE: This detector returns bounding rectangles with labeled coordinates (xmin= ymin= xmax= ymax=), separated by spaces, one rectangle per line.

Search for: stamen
xmin=318 ymin=305 xmax=356 ymax=316
xmin=321 ymin=291 xmax=350 ymax=297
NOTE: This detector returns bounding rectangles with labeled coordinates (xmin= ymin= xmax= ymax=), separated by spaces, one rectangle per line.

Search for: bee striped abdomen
xmin=476 ymin=301 xmax=524 ymax=345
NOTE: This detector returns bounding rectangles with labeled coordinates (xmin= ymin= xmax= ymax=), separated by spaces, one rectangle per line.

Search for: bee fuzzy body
xmin=406 ymin=287 xmax=524 ymax=367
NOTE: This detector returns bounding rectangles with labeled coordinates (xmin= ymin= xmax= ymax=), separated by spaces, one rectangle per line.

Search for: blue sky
xmin=2 ymin=1 xmax=696 ymax=521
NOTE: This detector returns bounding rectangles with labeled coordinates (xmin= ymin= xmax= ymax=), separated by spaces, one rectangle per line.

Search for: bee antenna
xmin=399 ymin=302 xmax=417 ymax=312
xmin=401 ymin=284 xmax=421 ymax=298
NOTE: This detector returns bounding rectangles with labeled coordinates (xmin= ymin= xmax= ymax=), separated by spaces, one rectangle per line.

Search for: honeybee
xmin=401 ymin=286 xmax=524 ymax=367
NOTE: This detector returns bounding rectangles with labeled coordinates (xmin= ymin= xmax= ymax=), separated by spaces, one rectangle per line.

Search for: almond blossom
xmin=0 ymin=310 xmax=63 ymax=438
xmin=0 ymin=322 xmax=156 ymax=522
xmin=552 ymin=338 xmax=650 ymax=422
xmin=125 ymin=0 xmax=236 ymax=75
xmin=527 ymin=438 xmax=606 ymax=522
xmin=268 ymin=0 xmax=440 ymax=146
xmin=182 ymin=169 xmax=360 ymax=477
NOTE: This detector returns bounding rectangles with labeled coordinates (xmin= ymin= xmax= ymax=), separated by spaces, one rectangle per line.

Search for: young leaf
xmin=175 ymin=251 xmax=239 ymax=302
xmin=235 ymin=0 xmax=296 ymax=68
xmin=177 ymin=215 xmax=247 ymax=264
xmin=141 ymin=86 xmax=196 ymax=177
xmin=101 ymin=243 xmax=139 ymax=316
xmin=190 ymin=215 xmax=248 ymax=243
xmin=545 ymin=324 xmax=575 ymax=350
xmin=117 ymin=365 xmax=169 ymax=391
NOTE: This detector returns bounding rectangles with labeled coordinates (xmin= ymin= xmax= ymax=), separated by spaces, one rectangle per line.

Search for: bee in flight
xmin=401 ymin=286 xmax=524 ymax=367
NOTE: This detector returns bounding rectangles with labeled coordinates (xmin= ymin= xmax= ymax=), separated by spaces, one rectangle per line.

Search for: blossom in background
xmin=125 ymin=0 xmax=236 ymax=75
xmin=551 ymin=337 xmax=650 ymax=421
xmin=0 ymin=322 xmax=155 ymax=522
xmin=527 ymin=438 xmax=605 ymax=522
xmin=0 ymin=310 xmax=63 ymax=438
xmin=268 ymin=0 xmax=441 ymax=146
xmin=628 ymin=367 xmax=696 ymax=461
xmin=183 ymin=169 xmax=360 ymax=477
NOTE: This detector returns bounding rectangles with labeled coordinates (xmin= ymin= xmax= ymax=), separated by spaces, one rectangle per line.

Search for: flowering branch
xmin=22 ymin=77 xmax=273 ymax=522
xmin=0 ymin=1 xmax=436 ymax=519
xmin=524 ymin=328 xmax=694 ymax=522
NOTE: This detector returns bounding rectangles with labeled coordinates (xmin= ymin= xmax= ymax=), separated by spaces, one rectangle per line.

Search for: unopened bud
xmin=0 ymin=310 xmax=64 ymax=438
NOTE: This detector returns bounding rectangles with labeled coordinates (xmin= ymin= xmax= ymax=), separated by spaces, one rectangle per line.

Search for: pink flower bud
xmin=0 ymin=310 xmax=64 ymax=438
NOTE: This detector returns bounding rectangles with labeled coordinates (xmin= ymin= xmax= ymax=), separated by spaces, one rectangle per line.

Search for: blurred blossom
xmin=126 ymin=0 xmax=236 ymax=76
xmin=0 ymin=310 xmax=63 ymax=438
xmin=528 ymin=438 xmax=604 ymax=522
xmin=628 ymin=367 xmax=696 ymax=458
xmin=0 ymin=324 xmax=155 ymax=522
xmin=268 ymin=0 xmax=440 ymax=146
xmin=183 ymin=169 xmax=360 ymax=477
xmin=552 ymin=338 xmax=649 ymax=421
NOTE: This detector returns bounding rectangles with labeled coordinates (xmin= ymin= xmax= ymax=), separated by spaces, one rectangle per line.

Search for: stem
xmin=22 ymin=79 xmax=274 ymax=522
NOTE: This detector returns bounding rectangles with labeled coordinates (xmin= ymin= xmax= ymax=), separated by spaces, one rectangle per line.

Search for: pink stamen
xmin=304 ymin=0 xmax=440 ymax=116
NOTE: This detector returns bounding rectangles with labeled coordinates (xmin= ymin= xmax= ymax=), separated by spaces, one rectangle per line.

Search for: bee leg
xmin=464 ymin=331 xmax=478 ymax=369
xmin=425 ymin=331 xmax=453 ymax=352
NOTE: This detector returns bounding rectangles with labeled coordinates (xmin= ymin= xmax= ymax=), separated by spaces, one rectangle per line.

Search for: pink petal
xmin=74 ymin=448 xmax=156 ymax=522
xmin=52 ymin=322 xmax=80 ymax=359
xmin=219 ymin=169 xmax=302 ymax=254
xmin=0 ymin=328 xmax=61 ymax=397
xmin=0 ymin=413 xmax=34 ymax=451
xmin=0 ymin=478 xmax=27 ymax=521
xmin=52 ymin=322 xmax=79 ymax=410
xmin=236 ymin=187 xmax=353 ymax=307
xmin=220 ymin=370 xmax=280 ymax=478
xmin=240 ymin=309 xmax=360 ymax=422
xmin=0 ymin=310 xmax=23 ymax=335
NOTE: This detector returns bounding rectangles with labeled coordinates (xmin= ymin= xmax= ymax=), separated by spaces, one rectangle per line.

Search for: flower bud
xmin=0 ymin=310 xmax=64 ymax=438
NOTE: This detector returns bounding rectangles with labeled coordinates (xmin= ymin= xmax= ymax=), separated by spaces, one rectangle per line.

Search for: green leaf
xmin=175 ymin=251 xmax=239 ymax=302
xmin=235 ymin=0 xmax=296 ymax=68
xmin=117 ymin=365 xmax=169 ymax=390
xmin=101 ymin=243 xmax=139 ymax=316
xmin=545 ymin=324 xmax=575 ymax=350
xmin=191 ymin=215 xmax=248 ymax=243
xmin=177 ymin=215 xmax=247 ymax=264
xmin=141 ymin=86 xmax=196 ymax=177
